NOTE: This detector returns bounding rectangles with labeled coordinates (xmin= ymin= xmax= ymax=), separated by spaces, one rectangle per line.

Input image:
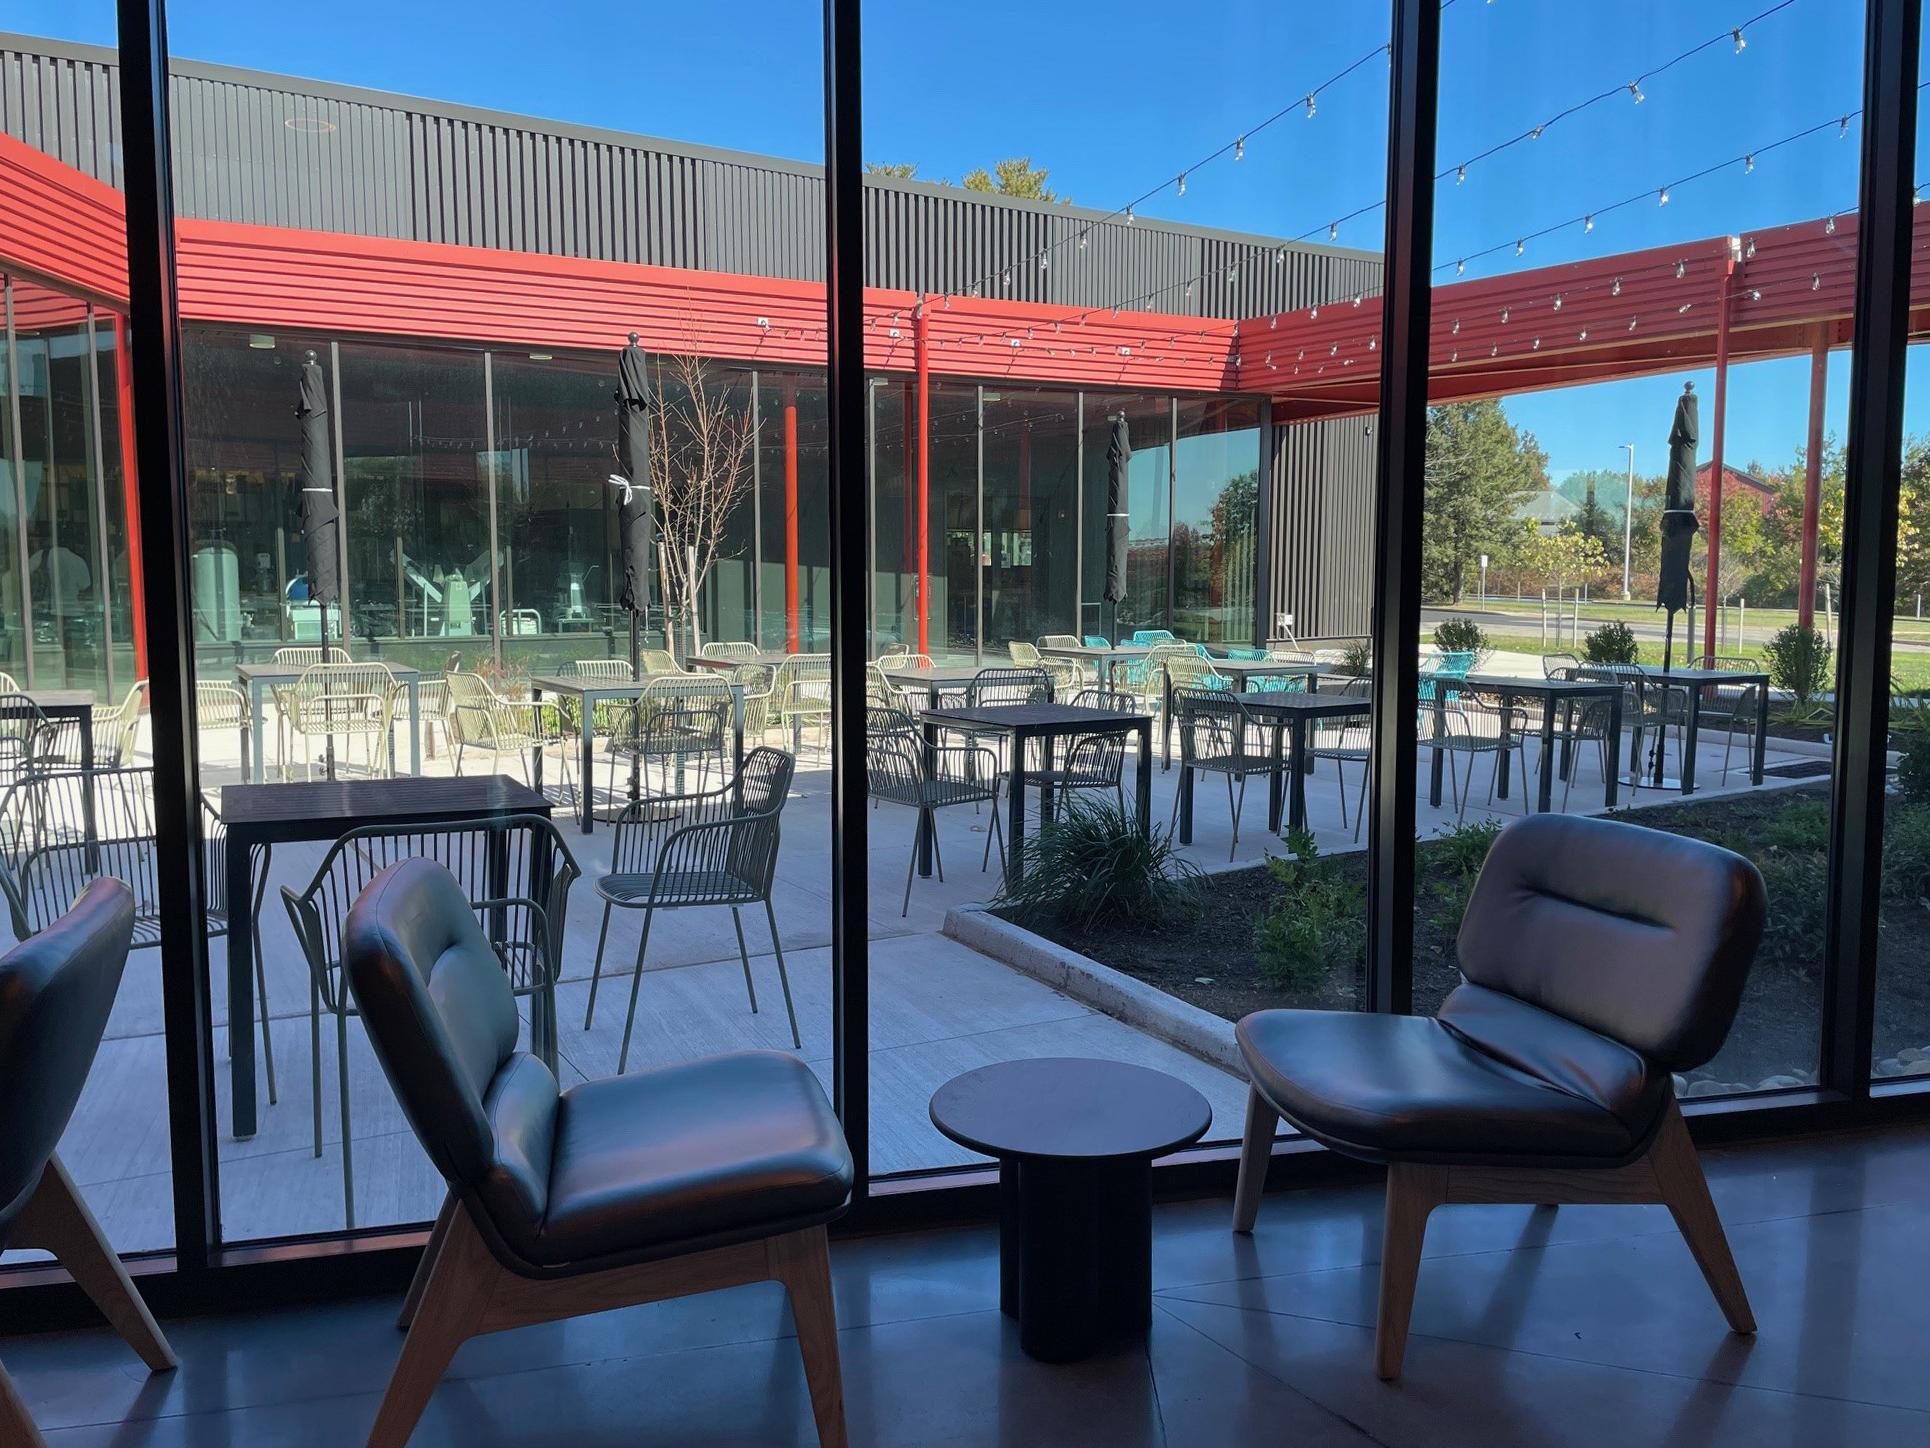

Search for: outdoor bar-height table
xmin=1161 ymin=657 xmax=1327 ymax=770
xmin=1454 ymin=673 xmax=1627 ymax=812
xmin=528 ymin=671 xmax=748 ymax=834
xmin=218 ymin=773 xmax=550 ymax=1139
xmin=917 ymin=702 xmax=1153 ymax=887
xmin=877 ymin=662 xmax=983 ymax=711
xmin=6 ymin=689 xmax=94 ymax=768
xmin=1174 ymin=690 xmax=1374 ymax=842
xmin=236 ymin=661 xmax=423 ymax=783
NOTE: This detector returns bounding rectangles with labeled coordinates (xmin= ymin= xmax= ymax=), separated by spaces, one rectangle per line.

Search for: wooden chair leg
xmin=398 ymin=1192 xmax=458 ymax=1330
xmin=768 ymin=1227 xmax=848 ymax=1448
xmin=1375 ymin=1163 xmax=1447 ymax=1381
xmin=1231 ymin=1088 xmax=1278 ymax=1234
xmin=0 ymin=1361 xmax=47 ymax=1448
xmin=13 ymin=1157 xmax=175 ymax=1372
xmin=1647 ymin=1101 xmax=1756 ymax=1334
xmin=368 ymin=1208 xmax=500 ymax=1448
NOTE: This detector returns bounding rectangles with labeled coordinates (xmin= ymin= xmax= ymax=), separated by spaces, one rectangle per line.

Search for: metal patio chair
xmin=774 ymin=653 xmax=833 ymax=757
xmin=866 ymin=729 xmax=1004 ymax=916
xmin=1032 ymin=686 xmax=1135 ymax=820
xmin=444 ymin=670 xmax=574 ymax=797
xmin=196 ymin=679 xmax=251 ymax=773
xmin=1009 ymin=640 xmax=1082 ymax=698
xmin=1428 ymin=688 xmax=1530 ymax=823
xmin=279 ymin=662 xmax=399 ymax=779
xmin=606 ymin=672 xmax=732 ymax=803
xmin=1577 ymin=662 xmax=1688 ymax=790
xmin=0 ymin=694 xmax=46 ymax=787
xmin=0 ymin=768 xmax=276 ymax=1100
xmin=280 ymin=813 xmax=580 ymax=1227
xmin=35 ymin=680 xmax=147 ymax=771
xmin=583 ymin=747 xmax=801 ymax=1068
xmin=1170 ymin=687 xmax=1280 ymax=859
xmin=1309 ymin=676 xmax=1374 ymax=840
xmin=1544 ymin=665 xmax=1619 ymax=811
xmin=700 ymin=641 xmax=760 ymax=663
xmin=1695 ymin=655 xmax=1767 ymax=785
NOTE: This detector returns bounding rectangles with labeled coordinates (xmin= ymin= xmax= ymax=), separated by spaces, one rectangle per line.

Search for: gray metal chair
xmin=280 ymin=814 xmax=581 ymax=1228
xmin=1695 ymin=655 xmax=1766 ymax=785
xmin=1170 ymin=687 xmax=1280 ymax=859
xmin=1032 ymin=686 xmax=1134 ymax=820
xmin=0 ymin=694 xmax=47 ymax=785
xmin=866 ymin=729 xmax=1004 ymax=916
xmin=1428 ymin=688 xmax=1530 ymax=823
xmin=584 ymin=747 xmax=800 ymax=1068
xmin=1309 ymin=677 xmax=1373 ymax=840
xmin=606 ymin=672 xmax=731 ymax=803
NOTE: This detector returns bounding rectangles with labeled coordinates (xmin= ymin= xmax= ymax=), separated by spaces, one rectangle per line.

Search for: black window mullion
xmin=1363 ymin=0 xmax=1441 ymax=1017
xmin=113 ymin=0 xmax=219 ymax=1272
xmin=1823 ymin=0 xmax=1922 ymax=1097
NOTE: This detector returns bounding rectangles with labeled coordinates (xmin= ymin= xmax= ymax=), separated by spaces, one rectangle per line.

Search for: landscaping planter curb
xmin=943 ymin=904 xmax=1243 ymax=1075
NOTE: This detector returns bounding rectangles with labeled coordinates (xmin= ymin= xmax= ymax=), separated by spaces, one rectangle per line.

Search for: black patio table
xmin=236 ymin=661 xmax=423 ymax=783
xmin=1161 ymin=658 xmax=1327 ymax=770
xmin=1034 ymin=641 xmax=1151 ymax=689
xmin=930 ymin=1057 xmax=1210 ymax=1362
xmin=6 ymin=689 xmax=94 ymax=767
xmin=917 ymin=702 xmax=1152 ymax=888
xmin=1459 ymin=673 xmax=1626 ymax=812
xmin=877 ymin=662 xmax=984 ymax=711
xmin=529 ymin=672 xmax=748 ymax=834
xmin=218 ymin=773 xmax=549 ymax=1139
xmin=1174 ymin=690 xmax=1374 ymax=840
xmin=1618 ymin=665 xmax=1772 ymax=795
xmin=685 ymin=650 xmax=793 ymax=671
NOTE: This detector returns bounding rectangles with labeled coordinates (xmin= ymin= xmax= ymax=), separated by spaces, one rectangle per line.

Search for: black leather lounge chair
xmin=342 ymin=857 xmax=854 ymax=1447
xmin=0 ymin=879 xmax=176 ymax=1446
xmin=1232 ymin=813 xmax=1767 ymax=1380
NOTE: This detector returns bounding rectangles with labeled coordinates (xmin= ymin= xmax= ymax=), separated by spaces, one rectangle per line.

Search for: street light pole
xmin=1620 ymin=442 xmax=1636 ymax=601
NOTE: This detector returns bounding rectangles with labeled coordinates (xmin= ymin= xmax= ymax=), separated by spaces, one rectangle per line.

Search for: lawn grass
xmin=1452 ymin=596 xmax=1930 ymax=646
xmin=1477 ymin=628 xmax=1930 ymax=691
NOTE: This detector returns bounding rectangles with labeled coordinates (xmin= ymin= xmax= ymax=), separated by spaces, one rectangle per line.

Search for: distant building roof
xmin=1694 ymin=462 xmax=1776 ymax=499
xmin=1513 ymin=489 xmax=1580 ymax=526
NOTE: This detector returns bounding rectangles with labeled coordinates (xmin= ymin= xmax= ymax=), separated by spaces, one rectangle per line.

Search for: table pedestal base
xmin=998 ymin=1156 xmax=1153 ymax=1362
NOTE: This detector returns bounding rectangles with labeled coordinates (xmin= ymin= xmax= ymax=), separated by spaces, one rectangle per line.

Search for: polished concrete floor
xmin=7 ymin=1121 xmax=1928 ymax=1446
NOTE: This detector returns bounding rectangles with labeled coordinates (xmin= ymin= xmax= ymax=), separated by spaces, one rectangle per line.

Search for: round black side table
xmin=929 ymin=1057 xmax=1212 ymax=1362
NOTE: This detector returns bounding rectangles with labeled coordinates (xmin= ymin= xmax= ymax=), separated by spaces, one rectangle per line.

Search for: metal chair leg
xmin=731 ymin=906 xmax=761 ymax=1016
xmin=1228 ymin=773 xmax=1245 ymax=861
xmin=616 ymin=907 xmax=658 ymax=1075
xmin=765 ymin=897 xmax=801 ymax=1051
xmin=1354 ymin=760 xmax=1369 ymax=842
xmin=254 ymin=923 xmax=277 ymax=1106
xmin=584 ymin=900 xmax=614 ymax=1029
xmin=337 ymin=1008 xmax=355 ymax=1230
xmin=310 ymin=974 xmax=323 ymax=1159
xmin=901 ymin=821 xmax=919 ymax=918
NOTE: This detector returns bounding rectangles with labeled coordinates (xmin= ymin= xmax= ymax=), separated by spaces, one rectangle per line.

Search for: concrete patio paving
xmin=11 ymin=655 xmax=1827 ymax=1259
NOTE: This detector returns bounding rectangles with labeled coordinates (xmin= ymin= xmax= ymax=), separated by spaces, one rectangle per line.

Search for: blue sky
xmin=12 ymin=0 xmax=1914 ymax=481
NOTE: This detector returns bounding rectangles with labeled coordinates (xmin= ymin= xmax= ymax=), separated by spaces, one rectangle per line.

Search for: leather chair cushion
xmin=495 ymin=1049 xmax=853 ymax=1269
xmin=1238 ymin=989 xmax=1668 ymax=1167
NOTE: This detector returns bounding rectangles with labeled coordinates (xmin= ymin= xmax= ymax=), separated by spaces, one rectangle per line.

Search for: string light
xmin=1552 ymin=293 xmax=1564 ymax=310
xmin=1629 ymin=81 xmax=1646 ymax=104
xmin=1330 ymin=221 xmax=1339 ymax=240
xmin=1457 ymin=164 xmax=1468 ymax=185
xmin=1584 ymin=214 xmax=1595 ymax=233
xmin=1305 ymin=92 xmax=1317 ymax=118
xmin=1812 ymin=272 xmax=1822 ymax=290
xmin=1235 ymin=136 xmax=1246 ymax=161
xmin=1676 ymin=260 xmax=1687 ymax=278
xmin=1744 ymin=152 xmax=1755 ymax=173
xmin=1177 ymin=171 xmax=1187 ymax=197
xmin=1612 ymin=277 xmax=1623 ymax=296
xmin=1840 ymin=115 xmax=1851 ymax=138
xmin=1826 ymin=214 xmax=1837 ymax=234
xmin=1516 ymin=239 xmax=1525 ymax=256
xmin=1658 ymin=185 xmax=1671 ymax=205
xmin=1732 ymin=26 xmax=1747 ymax=53
xmin=1125 ymin=204 xmax=1135 ymax=224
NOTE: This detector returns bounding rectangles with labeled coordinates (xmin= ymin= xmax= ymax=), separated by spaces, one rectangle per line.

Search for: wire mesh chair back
xmin=865 ymin=731 xmax=930 ymax=809
xmin=0 ymin=695 xmax=48 ymax=785
xmin=638 ymin=648 xmax=683 ymax=677
xmin=1060 ymin=688 xmax=1136 ymax=788
xmin=280 ymin=813 xmax=581 ymax=1012
xmin=1543 ymin=652 xmax=1581 ymax=679
xmin=1173 ymin=688 xmax=1264 ymax=772
xmin=734 ymin=662 xmax=778 ymax=733
xmin=606 ymin=747 xmax=795 ymax=905
xmin=567 ymin=657 xmax=635 ymax=681
xmin=195 ymin=680 xmax=248 ymax=730
xmin=968 ymin=667 xmax=1051 ymax=707
xmin=867 ymin=704 xmax=918 ymax=737
xmin=0 ymin=767 xmax=159 ymax=944
xmin=1164 ymin=653 xmax=1230 ymax=694
xmin=274 ymin=646 xmax=352 ymax=667
xmin=1130 ymin=629 xmax=1179 ymax=646
xmin=776 ymin=654 xmax=835 ymax=723
xmin=293 ymin=663 xmax=397 ymax=735
xmin=0 ymin=671 xmax=16 ymax=695
xmin=1039 ymin=634 xmax=1083 ymax=651
xmin=1083 ymin=635 xmax=1111 ymax=648
xmin=700 ymin=641 xmax=760 ymax=663
xmin=1007 ymin=641 xmax=1044 ymax=667
xmin=614 ymin=674 xmax=731 ymax=764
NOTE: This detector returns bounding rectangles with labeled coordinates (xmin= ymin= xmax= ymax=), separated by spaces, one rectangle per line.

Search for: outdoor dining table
xmin=218 ymin=773 xmax=549 ymax=1139
xmin=1162 ymin=658 xmax=1328 ymax=770
xmin=235 ymin=661 xmax=423 ymax=784
xmin=5 ymin=688 xmax=94 ymax=768
xmin=528 ymin=672 xmax=748 ymax=834
xmin=878 ymin=662 xmax=984 ymax=711
xmin=686 ymin=650 xmax=792 ymax=671
xmin=1035 ymin=642 xmax=1151 ymax=688
xmin=1612 ymin=665 xmax=1772 ymax=795
xmin=1457 ymin=673 xmax=1627 ymax=812
xmin=917 ymin=702 xmax=1153 ymax=888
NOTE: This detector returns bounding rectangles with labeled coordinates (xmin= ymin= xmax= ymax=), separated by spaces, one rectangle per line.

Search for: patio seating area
xmin=11 ymin=639 xmax=1821 ymax=1256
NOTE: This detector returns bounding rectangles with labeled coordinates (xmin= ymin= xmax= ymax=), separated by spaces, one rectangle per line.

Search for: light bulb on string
xmin=1812 ymin=272 xmax=1822 ymax=290
xmin=1451 ymin=317 xmax=1461 ymax=334
xmin=1305 ymin=92 xmax=1317 ymax=118
xmin=1583 ymin=214 xmax=1594 ymax=233
xmin=1234 ymin=136 xmax=1245 ymax=161
xmin=1748 ymin=288 xmax=1762 ymax=301
xmin=1176 ymin=172 xmax=1187 ymax=197
xmin=1745 ymin=238 xmax=1756 ymax=260
xmin=1629 ymin=315 xmax=1639 ymax=330
xmin=1840 ymin=116 xmax=1851 ymax=138
xmin=1456 ymin=164 xmax=1468 ymax=185
xmin=1531 ymin=124 xmax=1544 ymax=141
xmin=1274 ymin=246 xmax=1286 ymax=265
xmin=1678 ymin=302 xmax=1692 ymax=314
xmin=1675 ymin=260 xmax=1686 ymax=278
xmin=1500 ymin=307 xmax=1510 ymax=323
xmin=1552 ymin=294 xmax=1563 ymax=310
xmin=1826 ymin=214 xmax=1837 ymax=235
xmin=1125 ymin=205 xmax=1135 ymax=225
xmin=1456 ymin=258 xmax=1466 ymax=275
xmin=1040 ymin=254 xmax=1049 ymax=271
xmin=1732 ymin=26 xmax=1747 ymax=53
xmin=1078 ymin=232 xmax=1088 ymax=251
xmin=1658 ymin=186 xmax=1670 ymax=206
xmin=1628 ymin=81 xmax=1645 ymax=104
xmin=1515 ymin=239 xmax=1525 ymax=256
xmin=1330 ymin=222 xmax=1339 ymax=240
xmin=1743 ymin=153 xmax=1755 ymax=174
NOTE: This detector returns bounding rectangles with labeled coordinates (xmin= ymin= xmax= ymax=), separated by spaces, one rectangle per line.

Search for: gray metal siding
xmin=0 ymin=35 xmax=1377 ymax=316
xmin=1271 ymin=415 xmax=1377 ymax=639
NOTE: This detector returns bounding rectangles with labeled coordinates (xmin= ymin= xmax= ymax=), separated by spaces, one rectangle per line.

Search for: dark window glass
xmin=983 ymin=386 xmax=1080 ymax=650
xmin=1174 ymin=397 xmax=1260 ymax=645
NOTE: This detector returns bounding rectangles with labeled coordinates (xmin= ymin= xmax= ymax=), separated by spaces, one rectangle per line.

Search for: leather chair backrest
xmin=1456 ymin=814 xmax=1765 ymax=1070
xmin=342 ymin=858 xmax=557 ymax=1233
xmin=0 ymin=878 xmax=135 ymax=1241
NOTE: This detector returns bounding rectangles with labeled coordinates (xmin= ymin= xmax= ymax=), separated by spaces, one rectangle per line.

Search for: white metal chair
xmin=279 ymin=662 xmax=399 ymax=779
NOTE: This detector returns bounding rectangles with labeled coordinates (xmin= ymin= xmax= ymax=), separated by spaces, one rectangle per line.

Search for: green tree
xmin=1514 ymin=521 xmax=1611 ymax=594
xmin=962 ymin=156 xmax=1065 ymax=203
xmin=1423 ymin=399 xmax=1542 ymax=603
xmin=1896 ymin=437 xmax=1930 ymax=603
xmin=865 ymin=162 xmax=919 ymax=178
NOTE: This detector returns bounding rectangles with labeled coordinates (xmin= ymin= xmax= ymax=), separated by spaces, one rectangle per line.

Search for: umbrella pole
xmin=628 ymin=611 xmax=642 ymax=807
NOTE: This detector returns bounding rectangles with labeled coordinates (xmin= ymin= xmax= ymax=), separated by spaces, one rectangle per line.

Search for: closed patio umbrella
xmin=1657 ymin=381 xmax=1700 ymax=672
xmin=1103 ymin=413 xmax=1130 ymax=640
xmin=296 ymin=352 xmax=339 ymax=639
xmin=612 ymin=333 xmax=656 ymax=673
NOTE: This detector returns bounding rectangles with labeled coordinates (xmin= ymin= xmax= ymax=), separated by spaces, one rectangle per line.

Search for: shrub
xmin=1899 ymin=731 xmax=1930 ymax=806
xmin=1756 ymin=798 xmax=1829 ymax=853
xmin=995 ymin=799 xmax=1201 ymax=933
xmin=1432 ymin=616 xmax=1489 ymax=667
xmin=1764 ymin=624 xmax=1833 ymax=708
xmin=1883 ymin=801 xmax=1930 ymax=904
xmin=1254 ymin=830 xmax=1366 ymax=990
xmin=1754 ymin=851 xmax=1828 ymax=980
xmin=1339 ymin=639 xmax=1373 ymax=675
xmin=1582 ymin=620 xmax=1639 ymax=665
xmin=1421 ymin=817 xmax=1504 ymax=923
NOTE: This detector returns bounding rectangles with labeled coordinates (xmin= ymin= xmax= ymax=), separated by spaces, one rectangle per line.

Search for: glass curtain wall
xmin=1081 ymin=392 xmax=1173 ymax=643
xmin=1422 ymin=1 xmax=1861 ymax=1093
xmin=983 ymin=386 xmax=1080 ymax=651
xmin=1174 ymin=397 xmax=1261 ymax=645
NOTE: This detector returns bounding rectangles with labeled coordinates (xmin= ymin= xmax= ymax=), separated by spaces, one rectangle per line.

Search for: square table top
xmin=880 ymin=663 xmax=986 ymax=685
xmin=1569 ymin=665 xmax=1769 ymax=687
xmin=1462 ymin=672 xmax=1624 ymax=695
xmin=687 ymin=652 xmax=791 ymax=670
xmin=1236 ymin=691 xmax=1373 ymax=717
xmin=219 ymin=773 xmax=549 ymax=836
xmin=1209 ymin=658 xmax=1328 ymax=678
xmin=921 ymin=703 xmax=1151 ymax=733
xmin=1036 ymin=643 xmax=1153 ymax=660
xmin=237 ymin=660 xmax=421 ymax=683
xmin=3 ymin=688 xmax=92 ymax=713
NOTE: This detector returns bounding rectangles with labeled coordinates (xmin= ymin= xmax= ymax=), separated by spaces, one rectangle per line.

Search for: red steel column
xmin=1703 ymin=260 xmax=1735 ymax=662
xmin=916 ymin=300 xmax=931 ymax=656
xmin=1798 ymin=325 xmax=1828 ymax=631
xmin=784 ymin=381 xmax=800 ymax=652
xmin=112 ymin=315 xmax=148 ymax=680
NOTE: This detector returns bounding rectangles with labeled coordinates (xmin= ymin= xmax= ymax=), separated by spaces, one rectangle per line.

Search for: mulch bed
xmin=1007 ymin=782 xmax=1930 ymax=1088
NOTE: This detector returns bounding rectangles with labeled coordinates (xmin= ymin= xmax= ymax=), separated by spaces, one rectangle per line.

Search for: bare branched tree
xmin=647 ymin=353 xmax=756 ymax=650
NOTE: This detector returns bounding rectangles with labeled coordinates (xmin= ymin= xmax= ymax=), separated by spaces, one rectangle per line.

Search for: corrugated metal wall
xmin=1271 ymin=414 xmax=1378 ymax=638
xmin=0 ymin=35 xmax=1377 ymax=319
